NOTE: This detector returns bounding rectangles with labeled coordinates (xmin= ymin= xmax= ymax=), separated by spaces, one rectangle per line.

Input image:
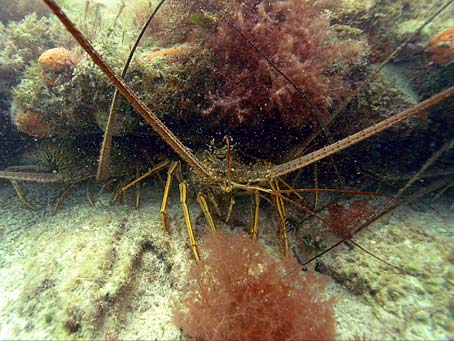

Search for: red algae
xmin=204 ymin=0 xmax=366 ymax=128
xmin=173 ymin=231 xmax=335 ymax=341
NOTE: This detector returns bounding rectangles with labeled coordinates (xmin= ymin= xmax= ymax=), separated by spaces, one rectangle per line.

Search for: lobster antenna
xmin=269 ymin=87 xmax=454 ymax=179
xmin=97 ymin=0 xmax=167 ymax=180
xmin=302 ymin=177 xmax=452 ymax=270
xmin=43 ymin=0 xmax=211 ymax=178
xmin=299 ymin=0 xmax=454 ymax=153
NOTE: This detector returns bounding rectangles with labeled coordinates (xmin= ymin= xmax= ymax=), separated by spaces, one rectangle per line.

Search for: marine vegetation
xmin=204 ymin=0 xmax=367 ymax=128
xmin=173 ymin=231 xmax=335 ymax=340
xmin=0 ymin=0 xmax=453 ymax=340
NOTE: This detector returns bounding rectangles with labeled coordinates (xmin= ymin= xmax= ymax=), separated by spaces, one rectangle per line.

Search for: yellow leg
xmin=207 ymin=190 xmax=222 ymax=218
xmin=180 ymin=181 xmax=201 ymax=262
xmin=249 ymin=192 xmax=260 ymax=240
xmin=278 ymin=177 xmax=306 ymax=204
xmin=160 ymin=161 xmax=179 ymax=233
xmin=225 ymin=193 xmax=234 ymax=223
xmin=99 ymin=178 xmax=115 ymax=194
xmin=290 ymin=168 xmax=303 ymax=189
xmin=313 ymin=163 xmax=319 ymax=211
xmin=143 ymin=150 xmax=166 ymax=187
xmin=197 ymin=192 xmax=217 ymax=233
xmin=270 ymin=179 xmax=288 ymax=257
xmin=121 ymin=159 xmax=169 ymax=193
xmin=110 ymin=180 xmax=127 ymax=206
xmin=10 ymin=180 xmax=36 ymax=210
xmin=107 ymin=158 xmax=168 ymax=209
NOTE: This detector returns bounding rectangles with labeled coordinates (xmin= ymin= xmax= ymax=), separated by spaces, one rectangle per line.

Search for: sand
xmin=0 ymin=179 xmax=452 ymax=340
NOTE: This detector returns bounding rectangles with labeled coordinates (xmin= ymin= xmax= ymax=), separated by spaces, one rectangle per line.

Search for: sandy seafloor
xmin=0 ymin=178 xmax=452 ymax=340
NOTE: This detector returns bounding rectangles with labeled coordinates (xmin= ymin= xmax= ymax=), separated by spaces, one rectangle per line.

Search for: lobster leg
xmin=197 ymin=193 xmax=217 ymax=233
xmin=135 ymin=161 xmax=141 ymax=210
xmin=269 ymin=179 xmax=288 ymax=257
xmin=10 ymin=180 xmax=36 ymax=210
xmin=143 ymin=151 xmax=166 ymax=187
xmin=111 ymin=159 xmax=169 ymax=208
xmin=121 ymin=160 xmax=170 ymax=193
xmin=249 ymin=192 xmax=260 ymax=240
xmin=86 ymin=180 xmax=95 ymax=207
xmin=110 ymin=180 xmax=127 ymax=206
xmin=53 ymin=182 xmax=76 ymax=214
xmin=180 ymin=181 xmax=201 ymax=262
xmin=225 ymin=194 xmax=234 ymax=223
xmin=160 ymin=161 xmax=179 ymax=233
xmin=207 ymin=190 xmax=222 ymax=218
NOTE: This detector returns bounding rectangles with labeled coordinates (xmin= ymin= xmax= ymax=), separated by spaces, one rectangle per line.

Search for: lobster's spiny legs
xmin=207 ymin=190 xmax=223 ymax=218
xmin=53 ymin=183 xmax=76 ymax=215
xmin=180 ymin=181 xmax=201 ymax=262
xmin=121 ymin=160 xmax=170 ymax=194
xmin=135 ymin=161 xmax=141 ymax=210
xmin=249 ymin=192 xmax=260 ymax=240
xmin=160 ymin=161 xmax=179 ymax=233
xmin=10 ymin=180 xmax=36 ymax=210
xmin=197 ymin=193 xmax=217 ymax=233
xmin=269 ymin=180 xmax=288 ymax=257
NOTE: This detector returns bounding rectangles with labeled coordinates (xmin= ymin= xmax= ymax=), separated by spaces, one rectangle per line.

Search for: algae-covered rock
xmin=426 ymin=27 xmax=454 ymax=65
xmin=8 ymin=28 xmax=145 ymax=138
xmin=0 ymin=13 xmax=72 ymax=108
xmin=0 ymin=11 xmax=77 ymax=162
xmin=7 ymin=7 xmax=215 ymax=138
xmin=134 ymin=44 xmax=213 ymax=123
xmin=92 ymin=105 xmax=141 ymax=137
xmin=0 ymin=0 xmax=50 ymax=23
xmin=38 ymin=47 xmax=76 ymax=86
xmin=335 ymin=0 xmax=454 ymax=63
xmin=11 ymin=62 xmax=97 ymax=137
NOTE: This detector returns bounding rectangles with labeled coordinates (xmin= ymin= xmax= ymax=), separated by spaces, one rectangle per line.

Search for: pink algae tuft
xmin=204 ymin=0 xmax=366 ymax=128
xmin=173 ymin=231 xmax=336 ymax=341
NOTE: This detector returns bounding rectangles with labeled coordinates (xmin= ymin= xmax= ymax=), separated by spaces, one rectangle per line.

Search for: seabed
xmin=0 ymin=179 xmax=452 ymax=340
